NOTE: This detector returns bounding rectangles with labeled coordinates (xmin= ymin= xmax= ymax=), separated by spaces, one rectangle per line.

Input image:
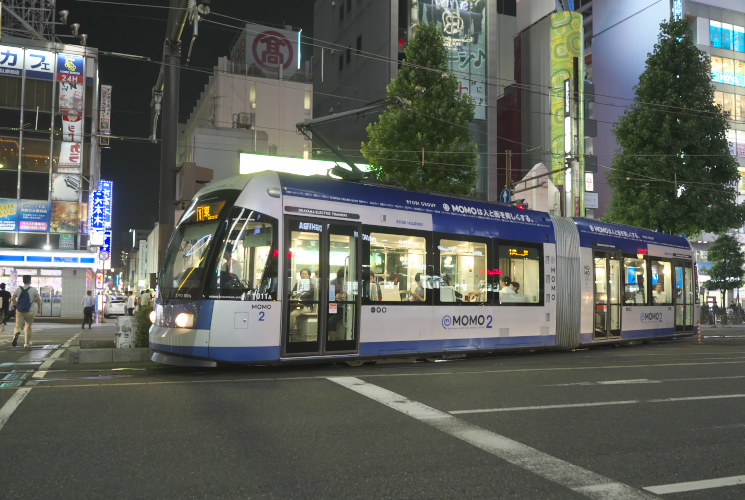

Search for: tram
xmin=150 ymin=171 xmax=698 ymax=367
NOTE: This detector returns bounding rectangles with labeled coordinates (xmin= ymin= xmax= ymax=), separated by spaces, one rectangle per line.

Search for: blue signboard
xmin=0 ymin=45 xmax=23 ymax=77
xmin=711 ymin=24 xmax=722 ymax=48
xmin=18 ymin=200 xmax=50 ymax=232
xmin=90 ymin=190 xmax=105 ymax=232
xmin=0 ymin=198 xmax=18 ymax=231
xmin=102 ymin=230 xmax=112 ymax=255
xmin=24 ymin=49 xmax=54 ymax=80
xmin=735 ymin=29 xmax=745 ymax=53
xmin=99 ymin=180 xmax=113 ymax=229
xmin=56 ymin=53 xmax=85 ymax=84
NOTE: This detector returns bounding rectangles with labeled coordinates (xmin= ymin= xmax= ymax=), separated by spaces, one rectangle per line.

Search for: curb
xmin=64 ymin=347 xmax=152 ymax=364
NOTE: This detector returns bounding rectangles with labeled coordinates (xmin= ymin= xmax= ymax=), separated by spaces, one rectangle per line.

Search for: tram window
xmin=437 ymin=238 xmax=488 ymax=303
xmin=650 ymin=259 xmax=672 ymax=304
xmin=498 ymin=244 xmax=541 ymax=304
xmin=161 ymin=222 xmax=219 ymax=296
xmin=623 ymin=256 xmax=647 ymax=305
xmin=369 ymin=231 xmax=427 ymax=302
xmin=209 ymin=208 xmax=278 ymax=300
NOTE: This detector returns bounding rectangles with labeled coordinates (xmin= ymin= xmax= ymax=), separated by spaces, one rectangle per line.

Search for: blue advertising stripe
xmin=359 ymin=336 xmax=556 ymax=356
xmin=572 ymin=218 xmax=691 ymax=254
xmin=0 ymin=255 xmax=24 ymax=261
xmin=151 ymin=343 xmax=210 ymax=358
xmin=80 ymin=258 xmax=95 ymax=264
xmin=26 ymin=256 xmax=52 ymax=262
xmin=278 ymin=173 xmax=555 ymax=244
xmin=208 ymin=345 xmax=280 ymax=363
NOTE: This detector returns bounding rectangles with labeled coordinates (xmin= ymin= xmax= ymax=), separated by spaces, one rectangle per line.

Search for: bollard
xmin=696 ymin=320 xmax=703 ymax=345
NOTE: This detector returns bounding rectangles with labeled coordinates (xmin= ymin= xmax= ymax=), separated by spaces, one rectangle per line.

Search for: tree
xmin=706 ymin=234 xmax=745 ymax=310
xmin=605 ymin=18 xmax=745 ymax=235
xmin=361 ymin=22 xmax=479 ymax=195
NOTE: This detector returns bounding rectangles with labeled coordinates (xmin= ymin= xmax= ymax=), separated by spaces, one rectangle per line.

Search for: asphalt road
xmin=1 ymin=324 xmax=744 ymax=499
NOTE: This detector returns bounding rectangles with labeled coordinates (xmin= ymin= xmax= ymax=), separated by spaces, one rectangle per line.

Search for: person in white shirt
xmin=500 ymin=276 xmax=515 ymax=294
xmin=126 ymin=291 xmax=136 ymax=316
xmin=652 ymin=284 xmax=667 ymax=304
xmin=81 ymin=290 xmax=96 ymax=329
xmin=140 ymin=290 xmax=152 ymax=308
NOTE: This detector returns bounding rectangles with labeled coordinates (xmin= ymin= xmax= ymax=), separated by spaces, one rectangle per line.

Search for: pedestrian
xmin=126 ymin=291 xmax=135 ymax=316
xmin=81 ymin=290 xmax=95 ymax=329
xmin=11 ymin=275 xmax=41 ymax=348
xmin=0 ymin=283 xmax=11 ymax=332
xmin=140 ymin=289 xmax=152 ymax=308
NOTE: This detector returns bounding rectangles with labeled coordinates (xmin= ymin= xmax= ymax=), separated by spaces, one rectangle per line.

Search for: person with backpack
xmin=11 ymin=275 xmax=41 ymax=348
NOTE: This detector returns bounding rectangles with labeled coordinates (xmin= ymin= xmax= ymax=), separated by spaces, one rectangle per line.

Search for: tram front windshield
xmin=160 ymin=192 xmax=278 ymax=301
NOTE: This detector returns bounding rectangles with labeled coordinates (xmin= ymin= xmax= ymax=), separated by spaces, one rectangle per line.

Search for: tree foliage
xmin=361 ymin=22 xmax=479 ymax=195
xmin=706 ymin=234 xmax=745 ymax=308
xmin=606 ymin=18 xmax=745 ymax=235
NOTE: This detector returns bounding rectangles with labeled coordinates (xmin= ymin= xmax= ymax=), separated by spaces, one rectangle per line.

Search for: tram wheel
xmin=345 ymin=360 xmax=366 ymax=367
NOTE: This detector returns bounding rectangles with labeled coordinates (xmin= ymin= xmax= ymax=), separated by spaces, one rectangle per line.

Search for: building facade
xmin=178 ymin=23 xmax=313 ymax=185
xmin=312 ymin=0 xmax=517 ymax=200
xmin=0 ymin=31 xmax=102 ymax=316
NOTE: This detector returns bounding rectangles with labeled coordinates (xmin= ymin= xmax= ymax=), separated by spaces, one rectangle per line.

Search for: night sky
xmin=54 ymin=0 xmax=313 ymax=262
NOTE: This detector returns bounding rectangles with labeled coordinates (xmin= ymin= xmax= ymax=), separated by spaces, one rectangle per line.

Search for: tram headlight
xmin=149 ymin=310 xmax=157 ymax=324
xmin=174 ymin=313 xmax=194 ymax=328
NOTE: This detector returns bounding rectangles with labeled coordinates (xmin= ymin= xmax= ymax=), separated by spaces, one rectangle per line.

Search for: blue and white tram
xmin=150 ymin=171 xmax=698 ymax=367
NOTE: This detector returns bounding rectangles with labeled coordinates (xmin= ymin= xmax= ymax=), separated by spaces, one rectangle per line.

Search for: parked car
xmin=103 ymin=295 xmax=126 ymax=318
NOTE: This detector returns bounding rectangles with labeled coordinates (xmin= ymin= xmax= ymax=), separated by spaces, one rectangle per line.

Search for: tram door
xmin=284 ymin=218 xmax=359 ymax=355
xmin=593 ymin=251 xmax=622 ymax=339
xmin=674 ymin=261 xmax=694 ymax=332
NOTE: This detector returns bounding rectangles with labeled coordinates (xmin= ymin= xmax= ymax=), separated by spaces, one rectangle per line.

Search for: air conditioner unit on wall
xmin=238 ymin=112 xmax=252 ymax=128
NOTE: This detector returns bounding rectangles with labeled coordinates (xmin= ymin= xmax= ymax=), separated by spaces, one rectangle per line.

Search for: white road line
xmin=598 ymin=379 xmax=661 ymax=385
xmin=548 ymin=375 xmax=745 ymax=386
xmin=450 ymin=393 xmax=745 ymax=415
xmin=329 ymin=376 xmax=655 ymax=500
xmin=450 ymin=401 xmax=640 ymax=414
xmin=644 ymin=474 xmax=745 ymax=494
xmin=0 ymin=388 xmax=32 ymax=432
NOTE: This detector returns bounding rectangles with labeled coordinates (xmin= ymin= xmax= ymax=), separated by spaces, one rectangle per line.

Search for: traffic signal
xmin=513 ymin=199 xmax=528 ymax=209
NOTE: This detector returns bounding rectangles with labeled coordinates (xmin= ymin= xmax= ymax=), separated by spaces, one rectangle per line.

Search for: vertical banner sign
xmin=99 ymin=180 xmax=113 ymax=229
xmin=244 ymin=23 xmax=300 ymax=78
xmin=410 ymin=3 xmax=487 ymax=120
xmin=56 ymin=53 xmax=85 ymax=83
xmin=58 ymin=142 xmax=82 ymax=173
xmin=62 ymin=113 xmax=83 ymax=142
xmin=59 ymin=82 xmax=84 ymax=110
xmin=89 ymin=190 xmax=105 ymax=246
xmin=51 ymin=173 xmax=81 ymax=201
xmin=550 ymin=12 xmax=584 ymax=195
xmin=100 ymin=85 xmax=112 ymax=147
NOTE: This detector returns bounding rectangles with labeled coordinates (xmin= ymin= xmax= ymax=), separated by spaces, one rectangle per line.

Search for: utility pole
xmin=151 ymin=0 xmax=208 ymax=272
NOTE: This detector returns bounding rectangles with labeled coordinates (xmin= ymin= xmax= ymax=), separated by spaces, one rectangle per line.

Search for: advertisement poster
xmin=59 ymin=233 xmax=75 ymax=250
xmin=410 ymin=2 xmax=487 ymax=120
xmin=50 ymin=201 xmax=80 ymax=233
xmin=19 ymin=200 xmax=51 ymax=232
xmin=61 ymin=113 xmax=83 ymax=142
xmin=56 ymin=53 xmax=85 ymax=84
xmin=51 ymin=173 xmax=80 ymax=201
xmin=58 ymin=142 xmax=82 ymax=173
xmin=0 ymin=198 xmax=18 ymax=231
xmin=59 ymin=82 xmax=84 ymax=111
